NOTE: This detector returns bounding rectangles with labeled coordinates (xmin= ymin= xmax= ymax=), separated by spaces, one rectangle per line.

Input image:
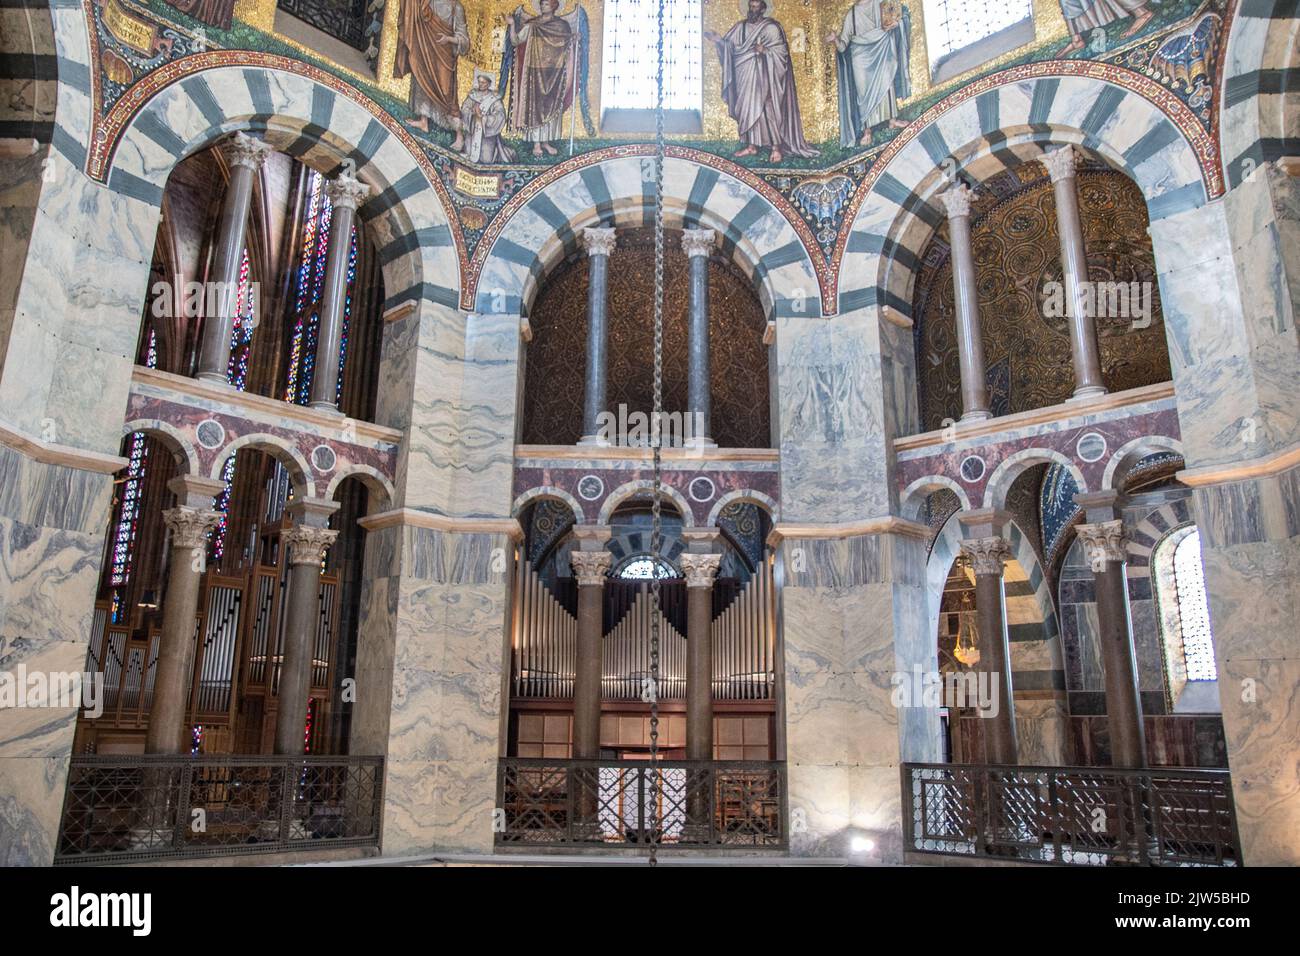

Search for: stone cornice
xmin=767 ymin=516 xmax=931 ymax=545
xmin=893 ymin=381 xmax=1175 ymax=452
xmin=514 ymin=444 xmax=779 ymax=463
xmin=1176 ymin=443 xmax=1300 ymax=487
xmin=0 ymin=419 xmax=128 ymax=475
xmin=357 ymin=507 xmax=524 ymax=541
xmin=131 ymin=366 xmax=402 ymax=446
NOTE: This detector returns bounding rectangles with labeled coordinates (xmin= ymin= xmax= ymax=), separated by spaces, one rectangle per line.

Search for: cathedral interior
xmin=0 ymin=0 xmax=1296 ymax=871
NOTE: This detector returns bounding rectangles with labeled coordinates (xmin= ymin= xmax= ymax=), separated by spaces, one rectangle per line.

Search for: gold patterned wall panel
xmin=915 ymin=168 xmax=1171 ymax=430
xmin=522 ymin=226 xmax=770 ymax=447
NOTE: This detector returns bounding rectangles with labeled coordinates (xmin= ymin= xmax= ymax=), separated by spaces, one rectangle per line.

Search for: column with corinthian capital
xmin=681 ymin=548 xmax=722 ymax=760
xmin=146 ymin=475 xmax=226 ymax=753
xmin=1076 ymin=514 xmax=1146 ymax=767
xmin=681 ymin=229 xmax=718 ymax=448
xmin=579 ymin=228 xmax=616 ymax=444
xmin=309 ymin=171 xmax=372 ymax=411
xmin=960 ymin=535 xmax=1018 ymax=764
xmin=195 ymin=132 xmax=272 ymax=385
xmin=570 ymin=541 xmax=612 ymax=758
xmin=1041 ymin=146 xmax=1107 ymax=399
xmin=274 ymin=499 xmax=340 ymax=755
xmin=941 ymin=183 xmax=992 ymax=421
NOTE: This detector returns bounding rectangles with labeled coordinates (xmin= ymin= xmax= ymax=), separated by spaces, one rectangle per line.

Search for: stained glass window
xmin=922 ymin=0 xmax=1033 ymax=71
xmin=286 ymin=170 xmax=360 ymax=406
xmin=210 ymin=247 xmax=256 ymax=562
xmin=1172 ymin=529 xmax=1217 ymax=681
xmin=618 ymin=555 xmax=675 ymax=579
xmin=108 ymin=327 xmax=159 ymax=587
xmin=601 ymin=0 xmax=702 ymax=112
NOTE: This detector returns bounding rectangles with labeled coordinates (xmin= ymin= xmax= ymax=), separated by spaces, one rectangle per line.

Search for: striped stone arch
xmin=928 ymin=512 xmax=1066 ymax=738
xmin=838 ymin=71 xmax=1213 ymax=318
xmin=101 ymin=58 xmax=460 ymax=312
xmin=474 ymin=153 xmax=822 ymax=318
xmin=1219 ymin=0 xmax=1300 ymax=188
xmin=1120 ymin=495 xmax=1195 ymax=584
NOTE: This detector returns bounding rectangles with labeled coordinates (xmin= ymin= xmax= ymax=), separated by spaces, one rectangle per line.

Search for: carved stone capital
xmin=326 ymin=172 xmax=372 ymax=211
xmin=281 ymin=524 xmax=339 ymax=566
xmin=581 ymin=227 xmax=617 ymax=258
xmin=680 ymin=228 xmax=717 ymax=259
xmin=1076 ymin=519 xmax=1128 ymax=565
xmin=939 ymin=182 xmax=975 ymax=220
xmin=570 ymin=550 xmax=612 ymax=587
xmin=960 ymin=536 xmax=1011 ymax=577
xmin=163 ymin=506 xmax=222 ymax=551
xmin=679 ymin=553 xmax=722 ymax=588
xmin=1040 ymin=145 xmax=1078 ymax=184
xmin=223 ymin=132 xmax=272 ymax=172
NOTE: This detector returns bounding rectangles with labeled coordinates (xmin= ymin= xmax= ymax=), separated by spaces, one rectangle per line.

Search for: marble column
xmin=195 ymin=133 xmax=272 ymax=385
xmin=145 ymin=476 xmax=225 ymax=754
xmin=578 ymin=228 xmax=616 ymax=445
xmin=940 ymin=184 xmax=991 ymax=421
xmin=570 ymin=541 xmax=611 ymax=759
xmin=274 ymin=499 xmax=340 ymax=756
xmin=309 ymin=172 xmax=371 ymax=412
xmin=681 ymin=229 xmax=718 ymax=448
xmin=680 ymin=547 xmax=722 ymax=760
xmin=1076 ymin=515 xmax=1146 ymax=768
xmin=1041 ymin=146 xmax=1106 ymax=399
xmin=960 ymin=535 xmax=1018 ymax=765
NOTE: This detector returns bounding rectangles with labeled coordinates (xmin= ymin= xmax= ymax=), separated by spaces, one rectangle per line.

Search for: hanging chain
xmin=647 ymin=0 xmax=666 ymax=869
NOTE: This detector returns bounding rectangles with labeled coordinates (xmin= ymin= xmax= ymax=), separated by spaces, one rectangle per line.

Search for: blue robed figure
xmin=828 ymin=0 xmax=912 ymax=148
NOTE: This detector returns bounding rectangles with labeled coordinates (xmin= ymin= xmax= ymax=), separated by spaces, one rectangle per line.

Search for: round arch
xmin=475 ymin=153 xmax=822 ymax=319
xmin=900 ymin=475 xmax=973 ymax=523
xmin=120 ymin=419 xmax=199 ymax=476
xmin=598 ymin=479 xmax=694 ymax=528
xmin=1218 ymin=3 xmax=1300 ymax=187
xmin=210 ymin=432 xmax=312 ymax=497
xmin=1102 ymin=435 xmax=1184 ymax=491
xmin=705 ymin=488 xmax=778 ymax=527
xmin=101 ymin=58 xmax=460 ymax=314
xmin=511 ymin=486 xmax=587 ymax=526
xmin=984 ymin=449 xmax=1088 ymax=511
xmin=838 ymin=72 xmax=1212 ymax=317
xmin=325 ymin=465 xmax=396 ymax=513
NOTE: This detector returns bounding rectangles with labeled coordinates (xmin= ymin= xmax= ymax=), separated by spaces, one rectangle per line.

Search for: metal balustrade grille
xmin=497 ymin=758 xmax=786 ymax=849
xmin=903 ymin=763 xmax=1240 ymax=866
xmin=54 ymin=755 xmax=383 ymax=864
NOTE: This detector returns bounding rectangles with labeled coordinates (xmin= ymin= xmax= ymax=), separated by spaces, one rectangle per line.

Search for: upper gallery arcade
xmin=0 ymin=0 xmax=1295 ymax=866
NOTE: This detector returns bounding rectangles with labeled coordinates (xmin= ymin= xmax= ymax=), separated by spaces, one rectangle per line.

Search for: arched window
xmin=921 ymin=0 xmax=1033 ymax=82
xmin=1153 ymin=526 xmax=1219 ymax=712
xmin=601 ymin=0 xmax=702 ymax=130
xmin=618 ymin=555 xmax=676 ymax=579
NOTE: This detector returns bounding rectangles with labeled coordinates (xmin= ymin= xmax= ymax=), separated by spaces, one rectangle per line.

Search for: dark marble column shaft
xmin=681 ymin=552 xmax=722 ymax=760
xmin=145 ymin=476 xmax=225 ymax=754
xmin=570 ymin=549 xmax=611 ymax=758
xmin=1078 ymin=519 xmax=1146 ymax=767
xmin=681 ymin=229 xmax=717 ymax=446
xmin=941 ymin=184 xmax=991 ymax=421
xmin=1042 ymin=146 xmax=1107 ymax=399
xmin=273 ymin=500 xmax=339 ymax=756
xmin=579 ymin=228 xmax=616 ymax=443
xmin=309 ymin=173 xmax=371 ymax=411
xmin=195 ymin=133 xmax=271 ymax=385
xmin=961 ymin=536 xmax=1017 ymax=765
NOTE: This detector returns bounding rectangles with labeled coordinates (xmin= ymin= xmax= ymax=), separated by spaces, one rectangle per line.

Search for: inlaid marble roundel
xmin=959 ymin=455 xmax=987 ymax=484
xmin=688 ymin=476 xmax=716 ymax=503
xmin=311 ymin=444 xmax=337 ymax=473
xmin=1076 ymin=432 xmax=1107 ymax=463
xmin=195 ymin=419 xmax=225 ymax=450
xmin=577 ymin=475 xmax=605 ymax=501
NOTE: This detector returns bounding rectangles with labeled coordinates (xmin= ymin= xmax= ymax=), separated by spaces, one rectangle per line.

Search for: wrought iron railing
xmin=497 ymin=758 xmax=786 ymax=849
xmin=902 ymin=762 xmax=1240 ymax=866
xmin=54 ymin=755 xmax=383 ymax=865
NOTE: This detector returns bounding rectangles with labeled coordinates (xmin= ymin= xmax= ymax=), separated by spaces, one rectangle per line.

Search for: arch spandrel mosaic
xmin=84 ymin=0 xmax=1232 ymax=312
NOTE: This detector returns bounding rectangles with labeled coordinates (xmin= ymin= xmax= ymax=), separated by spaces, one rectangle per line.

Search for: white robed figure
xmin=459 ymin=70 xmax=515 ymax=163
xmin=827 ymin=0 xmax=912 ymax=147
